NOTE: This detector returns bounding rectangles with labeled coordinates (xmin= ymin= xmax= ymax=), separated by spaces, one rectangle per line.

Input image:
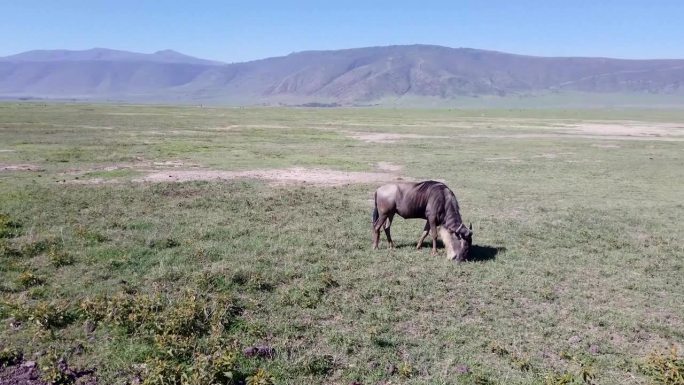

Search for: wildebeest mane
xmin=414 ymin=181 xmax=463 ymax=231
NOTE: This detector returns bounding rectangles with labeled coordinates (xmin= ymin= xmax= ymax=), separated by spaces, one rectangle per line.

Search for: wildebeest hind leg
xmin=384 ymin=214 xmax=395 ymax=249
xmin=372 ymin=214 xmax=388 ymax=249
xmin=416 ymin=221 xmax=429 ymax=249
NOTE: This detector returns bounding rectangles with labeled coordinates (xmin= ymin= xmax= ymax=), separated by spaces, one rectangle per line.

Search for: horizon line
xmin=3 ymin=44 xmax=684 ymax=64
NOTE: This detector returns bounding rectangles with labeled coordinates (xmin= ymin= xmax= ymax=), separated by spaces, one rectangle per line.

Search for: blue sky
xmin=2 ymin=1 xmax=683 ymax=62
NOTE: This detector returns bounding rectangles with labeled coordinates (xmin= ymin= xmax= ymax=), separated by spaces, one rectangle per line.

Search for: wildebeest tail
xmin=372 ymin=191 xmax=379 ymax=224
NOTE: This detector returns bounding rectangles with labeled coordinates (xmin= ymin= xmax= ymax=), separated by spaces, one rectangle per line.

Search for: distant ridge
xmin=1 ymin=45 xmax=683 ymax=106
xmin=0 ymin=48 xmax=224 ymax=65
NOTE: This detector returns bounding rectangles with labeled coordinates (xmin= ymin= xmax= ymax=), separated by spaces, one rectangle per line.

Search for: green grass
xmin=1 ymin=103 xmax=683 ymax=384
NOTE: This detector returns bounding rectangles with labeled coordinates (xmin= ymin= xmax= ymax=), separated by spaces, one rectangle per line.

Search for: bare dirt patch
xmin=62 ymin=164 xmax=136 ymax=176
xmin=0 ymin=360 xmax=97 ymax=385
xmin=376 ymin=162 xmax=403 ymax=172
xmin=152 ymin=160 xmax=196 ymax=168
xmin=591 ymin=143 xmax=621 ymax=148
xmin=136 ymin=167 xmax=407 ymax=186
xmin=565 ymin=122 xmax=684 ymax=137
xmin=62 ymin=159 xmax=197 ymax=176
xmin=58 ymin=177 xmax=112 ymax=185
xmin=484 ymin=157 xmax=521 ymax=163
xmin=0 ymin=362 xmax=46 ymax=385
xmin=0 ymin=163 xmax=44 ymax=172
xmin=532 ymin=152 xmax=575 ymax=159
xmin=208 ymin=124 xmax=291 ymax=131
xmin=347 ymin=131 xmax=449 ymax=143
xmin=105 ymin=112 xmax=168 ymax=116
xmin=465 ymin=133 xmax=684 ymax=142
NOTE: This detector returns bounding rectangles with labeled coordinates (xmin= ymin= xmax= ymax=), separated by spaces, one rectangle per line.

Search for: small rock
xmin=568 ymin=335 xmax=582 ymax=344
xmin=243 ymin=345 xmax=275 ymax=359
xmin=243 ymin=347 xmax=258 ymax=358
xmin=385 ymin=363 xmax=397 ymax=376
xmin=57 ymin=358 xmax=69 ymax=372
xmin=9 ymin=318 xmax=22 ymax=330
xmin=22 ymin=361 xmax=37 ymax=368
xmin=455 ymin=364 xmax=471 ymax=374
xmin=256 ymin=345 xmax=275 ymax=359
xmin=589 ymin=344 xmax=600 ymax=354
xmin=84 ymin=320 xmax=96 ymax=334
xmin=73 ymin=343 xmax=85 ymax=355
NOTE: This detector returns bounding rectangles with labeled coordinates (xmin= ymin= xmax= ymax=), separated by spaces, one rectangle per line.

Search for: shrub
xmin=301 ymin=354 xmax=335 ymax=376
xmin=80 ymin=290 xmax=239 ymax=336
xmin=143 ymin=350 xmax=242 ymax=385
xmin=0 ymin=213 xmax=21 ymax=238
xmin=0 ymin=347 xmax=22 ymax=367
xmin=19 ymin=237 xmax=59 ymax=258
xmin=48 ymin=248 xmax=75 ymax=267
xmin=29 ymin=301 xmax=77 ymax=330
xmin=489 ymin=341 xmax=510 ymax=357
xmin=0 ymin=239 xmax=21 ymax=259
xmin=147 ymin=238 xmax=180 ymax=249
xmin=41 ymin=364 xmax=74 ymax=385
xmin=79 ymin=290 xmax=243 ymax=384
xmin=74 ymin=224 xmax=109 ymax=243
xmin=319 ymin=272 xmax=339 ymax=289
xmin=142 ymin=357 xmax=184 ymax=385
xmin=17 ymin=271 xmax=45 ymax=288
xmin=246 ymin=368 xmax=274 ymax=385
xmin=642 ymin=346 xmax=684 ymax=385
xmin=400 ymin=361 xmax=415 ymax=378
xmin=80 ymin=292 xmax=163 ymax=333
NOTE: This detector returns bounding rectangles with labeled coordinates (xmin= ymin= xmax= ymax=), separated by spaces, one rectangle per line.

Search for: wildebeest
xmin=372 ymin=181 xmax=473 ymax=261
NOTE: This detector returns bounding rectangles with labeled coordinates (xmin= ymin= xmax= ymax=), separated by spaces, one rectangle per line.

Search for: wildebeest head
xmin=440 ymin=223 xmax=473 ymax=262
xmin=452 ymin=223 xmax=473 ymax=262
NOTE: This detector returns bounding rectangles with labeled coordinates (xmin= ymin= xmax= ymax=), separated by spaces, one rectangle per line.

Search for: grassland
xmin=1 ymin=103 xmax=683 ymax=385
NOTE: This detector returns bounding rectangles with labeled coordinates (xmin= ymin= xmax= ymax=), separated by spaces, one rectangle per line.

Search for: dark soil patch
xmin=0 ymin=361 xmax=45 ymax=385
xmin=0 ymin=359 xmax=97 ymax=385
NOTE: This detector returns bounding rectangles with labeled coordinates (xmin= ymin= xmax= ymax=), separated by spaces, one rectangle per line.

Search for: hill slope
xmin=1 ymin=45 xmax=683 ymax=105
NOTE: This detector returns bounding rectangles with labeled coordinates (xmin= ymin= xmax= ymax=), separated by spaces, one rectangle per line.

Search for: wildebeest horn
xmin=469 ymin=223 xmax=472 ymax=230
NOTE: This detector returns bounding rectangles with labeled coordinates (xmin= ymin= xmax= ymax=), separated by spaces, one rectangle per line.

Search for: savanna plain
xmin=0 ymin=104 xmax=683 ymax=385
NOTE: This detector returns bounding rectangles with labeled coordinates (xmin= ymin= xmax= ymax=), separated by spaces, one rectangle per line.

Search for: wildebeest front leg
xmin=429 ymin=218 xmax=438 ymax=256
xmin=416 ymin=221 xmax=430 ymax=249
xmin=372 ymin=214 xmax=387 ymax=250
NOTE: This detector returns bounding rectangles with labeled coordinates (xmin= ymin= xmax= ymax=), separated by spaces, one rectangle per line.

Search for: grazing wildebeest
xmin=372 ymin=181 xmax=473 ymax=261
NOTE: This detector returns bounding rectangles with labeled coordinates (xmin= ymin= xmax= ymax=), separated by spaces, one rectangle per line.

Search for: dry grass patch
xmin=347 ymin=131 xmax=450 ymax=143
xmin=136 ymin=167 xmax=407 ymax=186
xmin=0 ymin=163 xmax=44 ymax=172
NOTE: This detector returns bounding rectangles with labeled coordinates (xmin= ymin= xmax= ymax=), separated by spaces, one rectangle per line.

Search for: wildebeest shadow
xmin=394 ymin=240 xmax=445 ymax=249
xmin=468 ymin=245 xmax=504 ymax=262
xmin=391 ymin=242 xmax=503 ymax=263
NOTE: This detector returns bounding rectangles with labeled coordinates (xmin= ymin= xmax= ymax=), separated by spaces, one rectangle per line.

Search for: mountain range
xmin=1 ymin=45 xmax=683 ymax=106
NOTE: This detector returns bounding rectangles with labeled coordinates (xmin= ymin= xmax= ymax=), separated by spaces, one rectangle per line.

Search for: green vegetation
xmin=0 ymin=103 xmax=683 ymax=384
